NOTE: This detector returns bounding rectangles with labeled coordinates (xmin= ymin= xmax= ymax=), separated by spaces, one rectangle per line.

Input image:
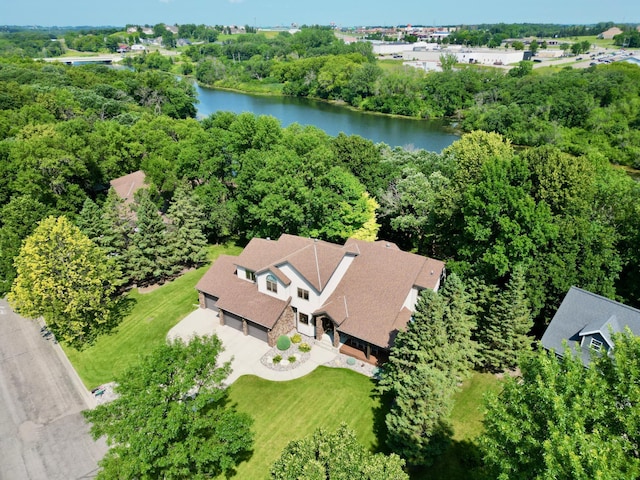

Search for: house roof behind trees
xmin=541 ymin=286 xmax=640 ymax=365
xmin=109 ymin=170 xmax=147 ymax=205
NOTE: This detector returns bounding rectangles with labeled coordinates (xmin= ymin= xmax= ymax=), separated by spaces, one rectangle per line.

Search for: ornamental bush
xmin=299 ymin=342 xmax=311 ymax=353
xmin=273 ymin=354 xmax=282 ymax=364
xmin=277 ymin=335 xmax=291 ymax=351
xmin=291 ymin=333 xmax=302 ymax=344
xmin=288 ymin=355 xmax=296 ymax=363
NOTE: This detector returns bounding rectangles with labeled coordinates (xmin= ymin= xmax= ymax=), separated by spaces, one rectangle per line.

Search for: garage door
xmin=204 ymin=294 xmax=219 ymax=312
xmin=224 ymin=312 xmax=243 ymax=331
xmin=247 ymin=322 xmax=269 ymax=342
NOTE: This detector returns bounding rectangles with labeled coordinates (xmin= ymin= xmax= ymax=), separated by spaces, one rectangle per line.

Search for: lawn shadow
xmin=221 ymin=398 xmax=255 ymax=477
xmin=370 ymin=382 xmax=392 ymax=454
xmin=411 ymin=439 xmax=486 ymax=480
xmin=98 ymin=295 xmax=137 ymax=339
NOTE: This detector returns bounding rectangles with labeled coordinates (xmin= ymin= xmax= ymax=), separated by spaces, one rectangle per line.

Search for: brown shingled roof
xmin=197 ymin=235 xmax=445 ymax=350
xmin=109 ymin=170 xmax=147 ymax=205
xmin=318 ymin=239 xmax=445 ymax=348
xmin=196 ymin=254 xmax=289 ymax=328
xmin=239 ymin=234 xmax=352 ymax=292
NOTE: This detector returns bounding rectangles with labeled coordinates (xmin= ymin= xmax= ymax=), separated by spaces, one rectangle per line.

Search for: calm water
xmin=194 ymin=84 xmax=459 ymax=152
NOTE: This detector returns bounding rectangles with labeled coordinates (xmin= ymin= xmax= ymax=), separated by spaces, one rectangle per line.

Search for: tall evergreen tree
xmin=478 ymin=265 xmax=533 ymax=371
xmin=440 ymin=273 xmax=479 ymax=378
xmin=380 ymin=273 xmax=477 ymax=465
xmin=165 ymin=182 xmax=208 ymax=268
xmin=99 ymin=189 xmax=133 ymax=286
xmin=129 ymin=189 xmax=171 ymax=284
xmin=76 ymin=197 xmax=106 ymax=242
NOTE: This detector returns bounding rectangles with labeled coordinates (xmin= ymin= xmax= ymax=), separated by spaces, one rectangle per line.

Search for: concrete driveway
xmin=168 ymin=308 xmax=337 ymax=384
xmin=0 ymin=299 xmax=107 ymax=480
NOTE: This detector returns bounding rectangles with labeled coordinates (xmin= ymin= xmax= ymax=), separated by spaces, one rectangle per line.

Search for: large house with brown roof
xmin=196 ymin=234 xmax=445 ymax=363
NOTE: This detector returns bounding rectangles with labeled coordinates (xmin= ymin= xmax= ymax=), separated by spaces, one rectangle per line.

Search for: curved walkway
xmin=167 ymin=308 xmax=337 ymax=384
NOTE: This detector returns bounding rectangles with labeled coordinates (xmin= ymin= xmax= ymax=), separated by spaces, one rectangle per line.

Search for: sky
xmin=1 ymin=0 xmax=638 ymax=28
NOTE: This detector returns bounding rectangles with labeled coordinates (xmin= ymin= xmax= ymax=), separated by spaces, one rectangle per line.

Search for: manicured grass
xmin=65 ymin=243 xmax=242 ymax=388
xmin=450 ymin=372 xmax=501 ymax=441
xmin=413 ymin=372 xmax=501 ymax=480
xmin=222 ymin=368 xmax=500 ymax=479
xmin=225 ymin=367 xmax=383 ymax=478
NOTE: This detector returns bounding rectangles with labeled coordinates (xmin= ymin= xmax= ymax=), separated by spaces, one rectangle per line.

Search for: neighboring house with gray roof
xmin=196 ymin=234 xmax=445 ymax=364
xmin=541 ymin=286 xmax=640 ymax=365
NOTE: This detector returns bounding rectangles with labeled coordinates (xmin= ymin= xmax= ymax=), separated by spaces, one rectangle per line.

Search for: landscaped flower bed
xmin=260 ymin=333 xmax=312 ymax=371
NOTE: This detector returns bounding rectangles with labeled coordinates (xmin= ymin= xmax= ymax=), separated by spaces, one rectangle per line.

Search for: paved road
xmin=0 ymin=299 xmax=106 ymax=480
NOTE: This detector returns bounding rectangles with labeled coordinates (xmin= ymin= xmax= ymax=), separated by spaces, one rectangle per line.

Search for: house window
xmin=266 ymin=274 xmax=278 ymax=293
xmin=297 ymin=288 xmax=309 ymax=300
xmin=590 ymin=338 xmax=603 ymax=352
xmin=245 ymin=270 xmax=256 ymax=282
xmin=299 ymin=313 xmax=309 ymax=325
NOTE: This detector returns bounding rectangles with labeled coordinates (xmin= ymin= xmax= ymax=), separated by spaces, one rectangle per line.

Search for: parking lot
xmin=0 ymin=299 xmax=106 ymax=479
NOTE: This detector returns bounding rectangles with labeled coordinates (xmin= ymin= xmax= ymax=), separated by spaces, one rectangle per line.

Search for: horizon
xmin=2 ymin=0 xmax=638 ymax=30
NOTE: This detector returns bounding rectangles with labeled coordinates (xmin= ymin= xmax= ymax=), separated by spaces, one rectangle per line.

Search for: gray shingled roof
xmin=541 ymin=286 xmax=640 ymax=365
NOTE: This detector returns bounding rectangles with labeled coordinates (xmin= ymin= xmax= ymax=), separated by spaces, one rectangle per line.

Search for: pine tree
xmin=76 ymin=198 xmax=106 ymax=242
xmin=380 ymin=273 xmax=478 ymax=465
xmin=479 ymin=265 xmax=533 ymax=371
xmin=440 ymin=273 xmax=479 ymax=379
xmin=99 ymin=189 xmax=134 ymax=286
xmin=165 ymin=181 xmax=208 ymax=268
xmin=385 ymin=364 xmax=454 ymax=465
xmin=129 ymin=189 xmax=171 ymax=284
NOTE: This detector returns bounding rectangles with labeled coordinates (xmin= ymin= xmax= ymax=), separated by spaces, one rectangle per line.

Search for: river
xmin=193 ymin=84 xmax=459 ymax=152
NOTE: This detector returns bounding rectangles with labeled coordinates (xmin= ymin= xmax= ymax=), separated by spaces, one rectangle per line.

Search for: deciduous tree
xmin=481 ymin=333 xmax=640 ymax=479
xmin=84 ymin=335 xmax=253 ymax=480
xmin=8 ymin=216 xmax=119 ymax=346
xmin=271 ymin=423 xmax=407 ymax=480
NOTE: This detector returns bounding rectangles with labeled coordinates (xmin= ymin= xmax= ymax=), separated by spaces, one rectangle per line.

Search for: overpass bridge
xmin=40 ymin=54 xmax=124 ymax=65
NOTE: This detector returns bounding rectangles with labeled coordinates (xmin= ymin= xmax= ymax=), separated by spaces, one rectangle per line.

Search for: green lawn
xmin=414 ymin=372 xmax=501 ymax=480
xmin=221 ymin=367 xmax=501 ymax=480
xmin=225 ymin=367 xmax=383 ymax=479
xmin=65 ymin=243 xmax=242 ymax=388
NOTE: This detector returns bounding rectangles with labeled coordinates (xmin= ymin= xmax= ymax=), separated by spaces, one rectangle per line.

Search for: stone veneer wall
xmin=198 ymin=291 xmax=205 ymax=309
xmin=268 ymin=306 xmax=295 ymax=347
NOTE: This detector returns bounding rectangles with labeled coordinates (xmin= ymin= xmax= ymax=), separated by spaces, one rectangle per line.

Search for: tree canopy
xmin=84 ymin=335 xmax=254 ymax=479
xmin=481 ymin=333 xmax=640 ymax=479
xmin=8 ymin=215 xmax=120 ymax=346
xmin=271 ymin=423 xmax=408 ymax=480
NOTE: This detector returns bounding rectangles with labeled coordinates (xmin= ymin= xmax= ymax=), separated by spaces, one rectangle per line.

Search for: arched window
xmin=266 ymin=274 xmax=278 ymax=293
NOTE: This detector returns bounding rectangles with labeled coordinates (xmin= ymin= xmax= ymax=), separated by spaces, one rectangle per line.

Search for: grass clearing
xmin=413 ymin=372 xmax=501 ymax=480
xmin=225 ymin=367 xmax=383 ymax=478
xmin=65 ymin=243 xmax=242 ymax=388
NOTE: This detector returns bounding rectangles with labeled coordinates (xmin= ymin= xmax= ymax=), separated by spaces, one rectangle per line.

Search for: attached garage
xmin=223 ymin=311 xmax=243 ymax=332
xmin=247 ymin=322 xmax=269 ymax=342
xmin=203 ymin=294 xmax=219 ymax=312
